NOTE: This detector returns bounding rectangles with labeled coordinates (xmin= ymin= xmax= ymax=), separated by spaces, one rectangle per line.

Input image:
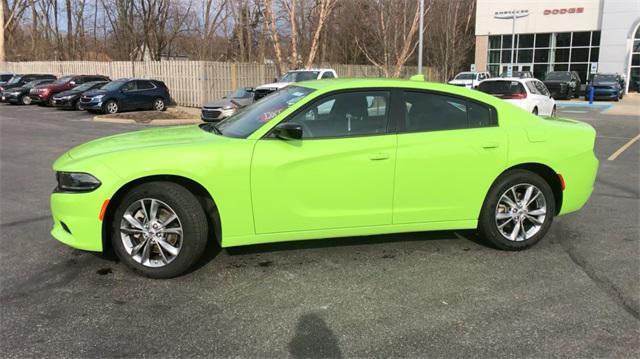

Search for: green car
xmin=51 ymin=77 xmax=598 ymax=278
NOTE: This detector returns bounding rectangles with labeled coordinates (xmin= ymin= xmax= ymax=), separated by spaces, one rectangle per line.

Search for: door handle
xmin=369 ymin=152 xmax=390 ymax=160
xmin=482 ymin=142 xmax=500 ymax=149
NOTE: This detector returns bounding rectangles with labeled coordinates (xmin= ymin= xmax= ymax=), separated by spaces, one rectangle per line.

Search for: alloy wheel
xmin=22 ymin=96 xmax=32 ymax=105
xmin=494 ymin=184 xmax=547 ymax=242
xmin=120 ymin=198 xmax=183 ymax=268
xmin=106 ymin=101 xmax=118 ymax=114
xmin=154 ymin=99 xmax=165 ymax=111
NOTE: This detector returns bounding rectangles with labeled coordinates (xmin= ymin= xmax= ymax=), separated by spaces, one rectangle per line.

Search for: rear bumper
xmin=556 ymin=150 xmax=599 ymax=215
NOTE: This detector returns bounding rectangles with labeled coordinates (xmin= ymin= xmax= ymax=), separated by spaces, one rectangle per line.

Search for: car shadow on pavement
xmin=226 ymin=230 xmax=488 ymax=256
xmin=289 ymin=313 xmax=342 ymax=359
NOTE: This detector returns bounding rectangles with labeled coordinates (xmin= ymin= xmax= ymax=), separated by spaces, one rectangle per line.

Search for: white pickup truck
xmin=254 ymin=68 xmax=337 ymax=100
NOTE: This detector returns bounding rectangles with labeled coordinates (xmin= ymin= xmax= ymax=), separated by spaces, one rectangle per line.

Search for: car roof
xmin=481 ymin=77 xmax=531 ymax=83
xmin=288 ymin=69 xmax=334 ymax=72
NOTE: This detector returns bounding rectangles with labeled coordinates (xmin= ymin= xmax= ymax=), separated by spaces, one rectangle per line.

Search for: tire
xmin=614 ymin=95 xmax=619 ymax=102
xmin=566 ymin=88 xmax=574 ymax=100
xmin=153 ymin=97 xmax=166 ymax=111
xmin=477 ymin=169 xmax=555 ymax=250
xmin=48 ymin=97 xmax=55 ymax=107
xmin=21 ymin=95 xmax=32 ymax=105
xmin=551 ymin=105 xmax=557 ymax=117
xmin=74 ymin=99 xmax=82 ymax=111
xmin=103 ymin=100 xmax=118 ymax=114
xmin=532 ymin=107 xmax=538 ymax=115
xmin=110 ymin=182 xmax=209 ymax=278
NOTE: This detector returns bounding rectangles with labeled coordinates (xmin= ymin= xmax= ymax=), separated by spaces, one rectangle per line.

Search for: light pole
xmin=417 ymin=0 xmax=424 ymax=75
xmin=494 ymin=9 xmax=528 ymax=77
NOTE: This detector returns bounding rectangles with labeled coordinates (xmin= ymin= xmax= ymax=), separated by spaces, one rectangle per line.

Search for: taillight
xmin=503 ymin=92 xmax=527 ymax=99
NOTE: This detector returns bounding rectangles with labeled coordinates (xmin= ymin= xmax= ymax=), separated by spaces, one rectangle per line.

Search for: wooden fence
xmin=0 ymin=61 xmax=425 ymax=107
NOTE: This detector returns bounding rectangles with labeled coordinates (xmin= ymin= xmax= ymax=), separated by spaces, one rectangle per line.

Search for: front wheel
xmin=111 ymin=182 xmax=209 ymax=278
xmin=153 ymin=98 xmax=166 ymax=111
xmin=21 ymin=95 xmax=32 ymax=105
xmin=103 ymin=100 xmax=118 ymax=114
xmin=478 ymin=170 xmax=555 ymax=250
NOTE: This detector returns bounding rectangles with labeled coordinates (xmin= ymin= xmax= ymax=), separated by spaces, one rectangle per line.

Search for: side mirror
xmin=245 ymin=87 xmax=254 ymax=92
xmin=273 ymin=122 xmax=303 ymax=140
xmin=69 ymin=81 xmax=76 ymax=86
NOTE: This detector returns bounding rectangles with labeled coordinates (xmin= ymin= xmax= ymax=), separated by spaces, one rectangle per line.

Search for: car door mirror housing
xmin=273 ymin=123 xmax=303 ymax=140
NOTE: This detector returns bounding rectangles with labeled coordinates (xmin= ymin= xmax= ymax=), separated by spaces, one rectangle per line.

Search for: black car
xmin=0 ymin=73 xmax=15 ymax=86
xmin=80 ymin=78 xmax=171 ymax=114
xmin=1 ymin=79 xmax=55 ymax=105
xmin=51 ymin=81 xmax=109 ymax=110
xmin=543 ymin=71 xmax=581 ymax=99
xmin=0 ymin=74 xmax=57 ymax=92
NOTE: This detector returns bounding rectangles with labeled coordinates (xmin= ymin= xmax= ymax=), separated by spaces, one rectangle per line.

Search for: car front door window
xmin=285 ymin=91 xmax=390 ymax=138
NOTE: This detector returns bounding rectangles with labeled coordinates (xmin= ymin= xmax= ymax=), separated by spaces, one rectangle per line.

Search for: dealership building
xmin=474 ymin=0 xmax=640 ymax=92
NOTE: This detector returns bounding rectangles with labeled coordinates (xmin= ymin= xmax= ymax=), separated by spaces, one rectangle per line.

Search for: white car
xmin=254 ymin=68 xmax=337 ymax=100
xmin=448 ymin=71 xmax=491 ymax=88
xmin=477 ymin=77 xmax=556 ymax=116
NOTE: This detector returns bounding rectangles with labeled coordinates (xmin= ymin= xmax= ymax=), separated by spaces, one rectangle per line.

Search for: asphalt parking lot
xmin=0 ymin=102 xmax=638 ymax=357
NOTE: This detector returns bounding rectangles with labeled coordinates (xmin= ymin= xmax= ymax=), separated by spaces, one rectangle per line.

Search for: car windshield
xmin=51 ymin=75 xmax=74 ymax=85
xmin=280 ymin=71 xmax=320 ymax=82
xmin=546 ymin=72 xmax=571 ymax=80
xmin=454 ymin=73 xmax=476 ymax=80
xmin=101 ymin=80 xmax=127 ymax=91
xmin=74 ymin=82 xmax=100 ymax=92
xmin=0 ymin=74 xmax=13 ymax=81
xmin=23 ymin=80 xmax=45 ymax=89
xmin=209 ymin=86 xmax=315 ymax=138
xmin=593 ymin=74 xmax=617 ymax=83
xmin=478 ymin=80 xmax=526 ymax=96
xmin=7 ymin=76 xmax=23 ymax=84
xmin=228 ymin=88 xmax=252 ymax=98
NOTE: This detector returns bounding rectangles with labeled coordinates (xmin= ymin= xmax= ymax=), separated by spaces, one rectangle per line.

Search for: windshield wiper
xmin=202 ymin=122 xmax=222 ymax=135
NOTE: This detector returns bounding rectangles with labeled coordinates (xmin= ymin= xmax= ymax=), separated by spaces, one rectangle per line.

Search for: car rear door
xmin=250 ymin=90 xmax=398 ymax=234
xmin=135 ymin=80 xmax=157 ymax=109
xmin=392 ymin=90 xmax=508 ymax=224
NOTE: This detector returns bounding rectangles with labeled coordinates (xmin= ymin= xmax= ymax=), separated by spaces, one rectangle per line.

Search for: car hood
xmin=67 ymin=125 xmax=214 ymax=161
xmin=83 ymin=89 xmax=109 ymax=97
xmin=543 ymin=80 xmax=570 ymax=84
xmin=7 ymin=86 xmax=27 ymax=93
xmin=255 ymin=82 xmax=290 ymax=90
xmin=203 ymin=98 xmax=233 ymax=108
xmin=55 ymin=89 xmax=82 ymax=98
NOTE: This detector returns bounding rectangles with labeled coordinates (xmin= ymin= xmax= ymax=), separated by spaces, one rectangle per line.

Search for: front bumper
xmin=79 ymin=99 xmax=104 ymax=111
xmin=591 ymin=90 xmax=619 ymax=100
xmin=1 ymin=92 xmax=20 ymax=103
xmin=50 ymin=159 xmax=121 ymax=252
xmin=52 ymin=97 xmax=77 ymax=108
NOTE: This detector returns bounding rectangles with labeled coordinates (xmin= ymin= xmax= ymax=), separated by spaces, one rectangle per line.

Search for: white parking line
xmin=608 ymin=133 xmax=640 ymax=161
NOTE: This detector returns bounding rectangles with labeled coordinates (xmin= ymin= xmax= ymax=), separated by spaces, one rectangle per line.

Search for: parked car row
xmin=1 ymin=73 xmax=172 ymax=114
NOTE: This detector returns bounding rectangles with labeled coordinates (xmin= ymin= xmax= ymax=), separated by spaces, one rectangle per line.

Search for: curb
xmin=93 ymin=116 xmax=202 ymax=125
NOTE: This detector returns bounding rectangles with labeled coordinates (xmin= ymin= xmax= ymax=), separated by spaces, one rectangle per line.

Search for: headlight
xmin=222 ymin=105 xmax=234 ymax=110
xmin=93 ymin=95 xmax=104 ymax=100
xmin=56 ymin=172 xmax=101 ymax=192
xmin=9 ymin=91 xmax=20 ymax=95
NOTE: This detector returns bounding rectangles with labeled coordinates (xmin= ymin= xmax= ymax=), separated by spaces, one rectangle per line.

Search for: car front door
xmin=120 ymin=81 xmax=138 ymax=109
xmin=250 ymin=90 xmax=397 ymax=234
xmin=393 ymin=90 xmax=508 ymax=224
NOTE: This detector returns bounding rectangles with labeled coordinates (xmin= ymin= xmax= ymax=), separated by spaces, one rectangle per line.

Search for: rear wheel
xmin=21 ymin=95 xmax=32 ymax=105
xmin=532 ymin=107 xmax=538 ymax=115
xmin=478 ymin=170 xmax=555 ymax=250
xmin=104 ymin=100 xmax=118 ymax=114
xmin=111 ymin=182 xmax=209 ymax=278
xmin=551 ymin=105 xmax=557 ymax=117
xmin=153 ymin=97 xmax=166 ymax=111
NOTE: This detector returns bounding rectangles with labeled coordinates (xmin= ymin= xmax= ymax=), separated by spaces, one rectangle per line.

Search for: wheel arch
xmin=495 ymin=163 xmax=563 ymax=215
xmin=101 ymin=174 xmax=221 ymax=252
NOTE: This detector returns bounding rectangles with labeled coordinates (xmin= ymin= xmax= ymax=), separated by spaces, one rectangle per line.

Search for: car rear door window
xmin=403 ymin=91 xmax=494 ymax=132
xmin=525 ymin=81 xmax=540 ymax=94
xmin=136 ymin=80 xmax=156 ymax=90
xmin=286 ymin=91 xmax=390 ymax=138
xmin=122 ymin=81 xmax=137 ymax=91
xmin=534 ymin=81 xmax=551 ymax=96
xmin=321 ymin=72 xmax=335 ymax=79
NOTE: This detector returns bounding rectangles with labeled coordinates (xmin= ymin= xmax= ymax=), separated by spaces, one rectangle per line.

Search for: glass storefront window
xmin=536 ymin=33 xmax=551 ymax=48
xmin=488 ymin=50 xmax=501 ymax=63
xmin=488 ymin=65 xmax=500 ymax=77
xmin=570 ymin=64 xmax=588 ymax=82
xmin=534 ymin=64 xmax=549 ymax=80
xmin=554 ymin=64 xmax=569 ymax=72
xmin=572 ymin=32 xmax=591 ymax=47
xmin=517 ymin=49 xmax=533 ymax=63
xmin=518 ymin=34 xmax=534 ymax=48
xmin=633 ymin=54 xmax=640 ymax=67
xmin=555 ymin=48 xmax=570 ymax=62
xmin=556 ymin=33 xmax=571 ymax=47
xmin=501 ymin=50 xmax=512 ymax=63
xmin=571 ymin=48 xmax=589 ymax=63
xmin=535 ymin=49 xmax=549 ymax=62
xmin=634 ymin=40 xmax=640 ymax=53
xmin=502 ymin=35 xmax=513 ymax=49
xmin=591 ymin=31 xmax=601 ymax=46
xmin=489 ymin=35 xmax=501 ymax=49
xmin=590 ymin=48 xmax=599 ymax=62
